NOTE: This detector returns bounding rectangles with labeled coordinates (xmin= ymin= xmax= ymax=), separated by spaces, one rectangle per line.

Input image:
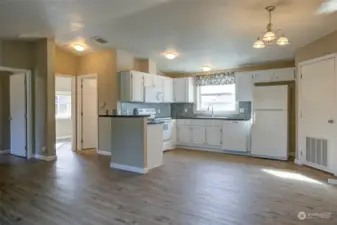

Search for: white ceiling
xmin=0 ymin=0 xmax=336 ymax=72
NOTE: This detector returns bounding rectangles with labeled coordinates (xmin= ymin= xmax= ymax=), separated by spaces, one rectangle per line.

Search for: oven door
xmin=162 ymin=121 xmax=172 ymax=141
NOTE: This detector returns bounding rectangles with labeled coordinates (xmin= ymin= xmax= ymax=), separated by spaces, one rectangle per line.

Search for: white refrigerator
xmin=251 ymin=85 xmax=288 ymax=160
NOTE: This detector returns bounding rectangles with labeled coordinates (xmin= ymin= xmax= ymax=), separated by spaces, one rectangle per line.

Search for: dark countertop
xmin=99 ymin=115 xmax=148 ymax=118
xmin=172 ymin=117 xmax=250 ymax=121
xmin=147 ymin=121 xmax=165 ymax=125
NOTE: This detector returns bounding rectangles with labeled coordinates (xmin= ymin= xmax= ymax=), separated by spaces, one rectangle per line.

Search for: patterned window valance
xmin=195 ymin=72 xmax=236 ymax=86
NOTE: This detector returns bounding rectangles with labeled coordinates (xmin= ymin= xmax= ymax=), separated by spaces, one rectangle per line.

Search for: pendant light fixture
xmin=253 ymin=6 xmax=289 ymax=48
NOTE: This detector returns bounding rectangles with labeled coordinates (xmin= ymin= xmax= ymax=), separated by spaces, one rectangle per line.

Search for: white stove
xmin=134 ymin=108 xmax=173 ymax=151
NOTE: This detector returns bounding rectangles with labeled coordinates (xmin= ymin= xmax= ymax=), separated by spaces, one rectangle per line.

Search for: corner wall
xmin=295 ymin=30 xmax=337 ymax=63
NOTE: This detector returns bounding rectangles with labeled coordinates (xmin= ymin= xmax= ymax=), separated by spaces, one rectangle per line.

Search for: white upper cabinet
xmin=173 ymin=77 xmax=194 ymax=103
xmin=273 ymin=68 xmax=295 ymax=82
xmin=235 ymin=72 xmax=253 ymax=101
xmin=163 ymin=77 xmax=174 ymax=102
xmin=120 ymin=71 xmax=144 ymax=102
xmin=253 ymin=70 xmax=274 ymax=83
xmin=253 ymin=68 xmax=295 ymax=83
xmin=144 ymin=74 xmax=154 ymax=87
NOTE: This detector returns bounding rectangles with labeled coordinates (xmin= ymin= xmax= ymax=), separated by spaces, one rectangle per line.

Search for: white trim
xmin=55 ymin=74 xmax=76 ymax=152
xmin=97 ymin=150 xmax=111 ymax=156
xmin=0 ymin=150 xmax=10 ymax=155
xmin=0 ymin=67 xmax=33 ymax=159
xmin=297 ymin=53 xmax=337 ymax=174
xmin=34 ymin=154 xmax=57 ymax=161
xmin=110 ymin=162 xmax=148 ymax=174
xmin=56 ymin=135 xmax=72 ymax=140
xmin=294 ymin=159 xmax=303 ymax=165
xmin=328 ymin=179 xmax=337 ymax=185
xmin=297 ymin=53 xmax=337 ymax=66
xmin=77 ymin=74 xmax=98 ymax=152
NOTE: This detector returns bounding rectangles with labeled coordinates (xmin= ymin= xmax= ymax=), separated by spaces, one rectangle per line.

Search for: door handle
xmin=328 ymin=119 xmax=334 ymax=124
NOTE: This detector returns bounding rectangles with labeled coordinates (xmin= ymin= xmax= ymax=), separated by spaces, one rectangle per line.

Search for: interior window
xmin=196 ymin=84 xmax=237 ymax=115
xmin=55 ymin=92 xmax=71 ymax=119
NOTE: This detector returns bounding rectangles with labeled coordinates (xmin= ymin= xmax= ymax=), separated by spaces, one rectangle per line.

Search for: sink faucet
xmin=207 ymin=104 xmax=214 ymax=117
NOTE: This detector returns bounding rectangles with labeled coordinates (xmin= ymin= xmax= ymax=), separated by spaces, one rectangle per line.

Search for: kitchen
xmin=101 ymin=67 xmax=296 ymax=174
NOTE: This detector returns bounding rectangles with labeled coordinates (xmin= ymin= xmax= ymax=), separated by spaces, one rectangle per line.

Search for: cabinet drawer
xmin=176 ymin=119 xmax=191 ymax=126
xmin=204 ymin=120 xmax=223 ymax=127
xmin=190 ymin=119 xmax=206 ymax=126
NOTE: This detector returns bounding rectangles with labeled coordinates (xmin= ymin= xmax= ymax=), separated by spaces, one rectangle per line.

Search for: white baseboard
xmin=0 ymin=149 xmax=10 ymax=155
xmin=97 ymin=150 xmax=111 ymax=156
xmin=110 ymin=162 xmax=148 ymax=174
xmin=34 ymin=154 xmax=57 ymax=161
xmin=294 ymin=159 xmax=303 ymax=165
xmin=328 ymin=179 xmax=337 ymax=185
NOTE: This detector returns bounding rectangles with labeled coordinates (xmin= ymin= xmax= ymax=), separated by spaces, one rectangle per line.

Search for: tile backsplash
xmin=120 ymin=102 xmax=171 ymax=118
xmin=120 ymin=101 xmax=252 ymax=120
xmin=171 ymin=101 xmax=252 ymax=120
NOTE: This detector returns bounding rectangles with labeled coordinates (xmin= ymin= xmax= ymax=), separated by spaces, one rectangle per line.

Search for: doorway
xmin=298 ymin=54 xmax=337 ymax=175
xmin=55 ymin=75 xmax=76 ymax=154
xmin=77 ymin=74 xmax=98 ymax=151
xmin=0 ymin=67 xmax=33 ymax=159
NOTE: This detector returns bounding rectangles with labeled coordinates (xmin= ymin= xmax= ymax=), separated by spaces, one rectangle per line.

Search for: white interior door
xmin=301 ymin=57 xmax=336 ymax=171
xmin=10 ymin=73 xmax=27 ymax=157
xmin=81 ymin=78 xmax=98 ymax=149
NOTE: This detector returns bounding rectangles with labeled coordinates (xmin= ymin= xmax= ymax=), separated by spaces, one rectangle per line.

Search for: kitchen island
xmin=99 ymin=115 xmax=163 ymax=174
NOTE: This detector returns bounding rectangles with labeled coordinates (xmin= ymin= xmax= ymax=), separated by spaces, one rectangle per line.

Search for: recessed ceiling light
xmin=164 ymin=52 xmax=177 ymax=60
xmin=201 ymin=65 xmax=212 ymax=72
xmin=74 ymin=44 xmax=85 ymax=52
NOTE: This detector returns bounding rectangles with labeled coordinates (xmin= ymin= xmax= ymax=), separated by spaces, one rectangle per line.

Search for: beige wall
xmin=295 ymin=30 xmax=337 ymax=63
xmin=78 ymin=49 xmax=118 ymax=114
xmin=55 ymin=47 xmax=79 ymax=75
xmin=0 ymin=71 xmax=11 ymax=150
xmin=0 ymin=39 xmax=56 ymax=157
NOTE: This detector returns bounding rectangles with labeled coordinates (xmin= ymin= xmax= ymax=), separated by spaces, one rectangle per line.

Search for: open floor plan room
xmin=0 ymin=0 xmax=337 ymax=224
xmin=1 ymin=149 xmax=336 ymax=225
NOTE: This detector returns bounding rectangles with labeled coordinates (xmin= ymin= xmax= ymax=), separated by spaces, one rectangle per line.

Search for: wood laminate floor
xmin=0 ymin=148 xmax=336 ymax=225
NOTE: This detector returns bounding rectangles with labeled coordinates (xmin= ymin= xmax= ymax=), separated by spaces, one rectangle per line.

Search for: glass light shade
xmin=74 ymin=44 xmax=85 ymax=51
xmin=165 ymin=52 xmax=177 ymax=60
xmin=277 ymin=36 xmax=289 ymax=46
xmin=201 ymin=65 xmax=212 ymax=72
xmin=263 ymin=31 xmax=276 ymax=42
xmin=253 ymin=39 xmax=265 ymax=49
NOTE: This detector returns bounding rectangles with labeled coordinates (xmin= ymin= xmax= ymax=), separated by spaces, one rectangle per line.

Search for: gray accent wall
xmin=110 ymin=117 xmax=146 ymax=168
xmin=120 ymin=102 xmax=171 ymax=118
xmin=171 ymin=101 xmax=252 ymax=120
xmin=0 ymin=72 xmax=10 ymax=150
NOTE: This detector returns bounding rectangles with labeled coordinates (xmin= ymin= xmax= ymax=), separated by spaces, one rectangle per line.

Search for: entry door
xmin=301 ymin=57 xmax=336 ymax=171
xmin=10 ymin=73 xmax=27 ymax=157
xmin=81 ymin=78 xmax=98 ymax=149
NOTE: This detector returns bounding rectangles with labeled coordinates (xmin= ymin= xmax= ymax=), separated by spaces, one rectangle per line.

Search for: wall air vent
xmin=306 ymin=137 xmax=328 ymax=167
xmin=92 ymin=36 xmax=108 ymax=44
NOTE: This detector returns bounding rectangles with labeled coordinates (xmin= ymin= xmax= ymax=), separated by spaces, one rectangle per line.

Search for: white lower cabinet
xmin=205 ymin=127 xmax=222 ymax=146
xmin=192 ymin=127 xmax=206 ymax=145
xmin=177 ymin=126 xmax=192 ymax=144
xmin=222 ymin=121 xmax=250 ymax=152
xmin=176 ymin=119 xmax=251 ymax=154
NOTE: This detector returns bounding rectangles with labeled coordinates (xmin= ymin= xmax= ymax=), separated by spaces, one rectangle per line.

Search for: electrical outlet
xmin=184 ymin=108 xmax=187 ymax=113
xmin=157 ymin=109 xmax=161 ymax=113
xmin=239 ymin=108 xmax=245 ymax=113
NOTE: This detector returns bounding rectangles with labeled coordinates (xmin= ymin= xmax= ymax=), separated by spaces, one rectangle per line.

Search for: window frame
xmin=55 ymin=91 xmax=72 ymax=119
xmin=194 ymin=84 xmax=238 ymax=116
